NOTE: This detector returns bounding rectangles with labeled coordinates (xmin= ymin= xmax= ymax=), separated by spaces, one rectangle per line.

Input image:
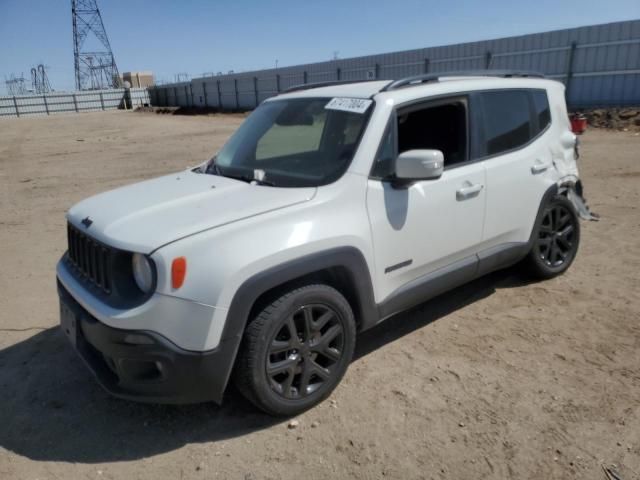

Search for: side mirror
xmin=395 ymin=149 xmax=444 ymax=183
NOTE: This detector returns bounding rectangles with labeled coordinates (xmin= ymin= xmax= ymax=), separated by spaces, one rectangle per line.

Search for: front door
xmin=366 ymin=96 xmax=486 ymax=306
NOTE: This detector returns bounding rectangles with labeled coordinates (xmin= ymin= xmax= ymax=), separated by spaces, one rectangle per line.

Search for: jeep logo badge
xmin=81 ymin=216 xmax=93 ymax=228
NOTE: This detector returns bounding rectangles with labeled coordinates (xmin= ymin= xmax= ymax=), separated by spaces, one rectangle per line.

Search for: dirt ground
xmin=0 ymin=111 xmax=638 ymax=480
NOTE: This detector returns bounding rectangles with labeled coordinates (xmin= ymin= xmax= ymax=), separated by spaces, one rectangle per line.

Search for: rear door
xmin=472 ymin=89 xmax=556 ymax=249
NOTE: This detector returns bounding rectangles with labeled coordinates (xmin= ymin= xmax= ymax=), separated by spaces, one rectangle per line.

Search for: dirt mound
xmin=574 ymin=107 xmax=640 ymax=131
xmin=135 ymin=106 xmax=250 ymax=116
xmin=135 ymin=106 xmax=181 ymax=114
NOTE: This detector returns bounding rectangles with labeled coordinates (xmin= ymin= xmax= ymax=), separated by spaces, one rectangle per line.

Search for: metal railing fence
xmin=151 ymin=20 xmax=640 ymax=110
xmin=0 ymin=88 xmax=151 ymax=118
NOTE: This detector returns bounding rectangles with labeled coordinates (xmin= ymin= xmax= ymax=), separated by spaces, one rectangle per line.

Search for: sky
xmin=1 ymin=0 xmax=639 ymax=94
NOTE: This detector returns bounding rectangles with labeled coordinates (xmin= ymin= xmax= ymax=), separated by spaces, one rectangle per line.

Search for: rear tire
xmin=234 ymin=284 xmax=356 ymax=416
xmin=524 ymin=194 xmax=580 ymax=279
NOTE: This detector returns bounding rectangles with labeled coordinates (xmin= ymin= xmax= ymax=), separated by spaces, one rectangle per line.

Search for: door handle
xmin=531 ymin=162 xmax=552 ymax=174
xmin=456 ymin=183 xmax=484 ymax=200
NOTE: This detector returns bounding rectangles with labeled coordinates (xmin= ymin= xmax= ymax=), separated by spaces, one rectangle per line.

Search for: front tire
xmin=524 ymin=194 xmax=580 ymax=279
xmin=234 ymin=284 xmax=356 ymax=416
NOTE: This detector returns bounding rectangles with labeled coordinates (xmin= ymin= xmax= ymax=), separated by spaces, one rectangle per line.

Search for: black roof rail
xmin=379 ymin=70 xmax=545 ymax=92
xmin=282 ymin=79 xmax=378 ymax=94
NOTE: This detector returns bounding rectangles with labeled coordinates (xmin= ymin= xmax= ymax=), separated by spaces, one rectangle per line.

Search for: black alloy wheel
xmin=267 ymin=304 xmax=344 ymax=399
xmin=234 ymin=284 xmax=356 ymax=416
xmin=536 ymin=203 xmax=577 ymax=268
xmin=525 ymin=194 xmax=580 ymax=279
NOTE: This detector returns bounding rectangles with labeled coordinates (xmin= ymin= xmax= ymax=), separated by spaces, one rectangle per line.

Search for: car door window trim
xmin=369 ymin=88 xmax=555 ymax=180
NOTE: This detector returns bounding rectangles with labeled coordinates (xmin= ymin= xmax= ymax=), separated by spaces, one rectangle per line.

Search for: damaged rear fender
xmin=558 ymin=180 xmax=599 ymax=221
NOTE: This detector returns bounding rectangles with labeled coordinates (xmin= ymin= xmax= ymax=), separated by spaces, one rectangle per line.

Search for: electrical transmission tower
xmin=30 ymin=64 xmax=53 ymax=94
xmin=71 ymin=0 xmax=120 ymax=90
xmin=174 ymin=73 xmax=190 ymax=83
xmin=5 ymin=74 xmax=27 ymax=96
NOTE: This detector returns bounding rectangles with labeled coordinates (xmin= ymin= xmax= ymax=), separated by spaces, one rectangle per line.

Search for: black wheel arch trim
xmin=527 ymin=183 xmax=560 ymax=248
xmin=216 ymin=246 xmax=378 ymax=400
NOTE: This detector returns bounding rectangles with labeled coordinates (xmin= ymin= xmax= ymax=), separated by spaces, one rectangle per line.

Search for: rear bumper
xmin=58 ymin=282 xmax=238 ymax=404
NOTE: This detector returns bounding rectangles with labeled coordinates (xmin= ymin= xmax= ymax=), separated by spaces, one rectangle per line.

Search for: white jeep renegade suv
xmin=57 ymin=71 xmax=592 ymax=416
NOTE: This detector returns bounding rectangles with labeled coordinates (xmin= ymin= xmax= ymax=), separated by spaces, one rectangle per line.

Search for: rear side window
xmin=531 ymin=90 xmax=551 ymax=134
xmin=480 ymin=90 xmax=532 ymax=156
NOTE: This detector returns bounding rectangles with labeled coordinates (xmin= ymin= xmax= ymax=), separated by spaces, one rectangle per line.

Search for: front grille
xmin=67 ymin=223 xmax=112 ymax=294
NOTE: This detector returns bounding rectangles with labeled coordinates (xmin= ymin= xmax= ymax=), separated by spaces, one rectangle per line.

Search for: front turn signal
xmin=171 ymin=257 xmax=187 ymax=289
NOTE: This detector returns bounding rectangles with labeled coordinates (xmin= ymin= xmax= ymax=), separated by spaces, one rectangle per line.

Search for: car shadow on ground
xmin=0 ymin=267 xmax=531 ymax=464
xmin=354 ymin=267 xmax=533 ymax=361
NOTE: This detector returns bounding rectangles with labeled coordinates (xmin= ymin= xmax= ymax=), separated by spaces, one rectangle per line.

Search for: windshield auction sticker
xmin=325 ymin=97 xmax=373 ymax=114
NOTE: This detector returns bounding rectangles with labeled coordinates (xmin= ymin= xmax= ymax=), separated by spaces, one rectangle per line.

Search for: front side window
xmin=370 ymin=98 xmax=468 ymax=179
xmin=479 ymin=90 xmax=532 ymax=156
xmin=211 ymin=98 xmax=371 ymax=187
xmin=397 ymin=100 xmax=467 ymax=167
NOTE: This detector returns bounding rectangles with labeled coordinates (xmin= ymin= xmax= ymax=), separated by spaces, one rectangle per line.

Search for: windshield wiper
xmin=248 ymin=168 xmax=275 ymax=186
xmin=205 ymin=159 xmax=222 ymax=175
xmin=249 ymin=177 xmax=276 ymax=186
xmin=213 ymin=168 xmax=276 ymax=186
xmin=236 ymin=172 xmax=275 ymax=186
xmin=205 ymin=160 xmax=276 ymax=186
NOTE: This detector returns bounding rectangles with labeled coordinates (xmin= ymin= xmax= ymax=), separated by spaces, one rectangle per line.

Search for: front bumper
xmin=58 ymin=282 xmax=238 ymax=404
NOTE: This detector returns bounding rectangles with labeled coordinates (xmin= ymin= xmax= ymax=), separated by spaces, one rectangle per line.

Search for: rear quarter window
xmin=479 ymin=90 xmax=532 ymax=156
xmin=532 ymin=90 xmax=551 ymax=134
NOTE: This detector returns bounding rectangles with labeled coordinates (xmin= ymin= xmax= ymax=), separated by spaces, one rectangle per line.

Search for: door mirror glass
xmin=395 ymin=149 xmax=444 ymax=181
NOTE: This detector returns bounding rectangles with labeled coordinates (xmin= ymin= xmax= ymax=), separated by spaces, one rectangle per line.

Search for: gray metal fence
xmin=151 ymin=20 xmax=640 ymax=110
xmin=0 ymin=88 xmax=151 ymax=118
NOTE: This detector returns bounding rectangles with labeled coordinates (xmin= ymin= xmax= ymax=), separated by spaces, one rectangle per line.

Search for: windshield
xmin=208 ymin=97 xmax=372 ymax=187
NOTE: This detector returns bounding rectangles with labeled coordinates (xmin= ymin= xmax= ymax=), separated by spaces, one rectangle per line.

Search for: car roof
xmin=273 ymin=81 xmax=390 ymax=100
xmin=271 ymin=76 xmax=561 ymax=103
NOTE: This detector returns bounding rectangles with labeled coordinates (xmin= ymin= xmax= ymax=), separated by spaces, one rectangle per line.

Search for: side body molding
xmin=378 ymin=183 xmax=560 ymax=322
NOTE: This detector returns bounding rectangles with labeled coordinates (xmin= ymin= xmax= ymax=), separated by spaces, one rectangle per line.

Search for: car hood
xmin=67 ymin=170 xmax=316 ymax=253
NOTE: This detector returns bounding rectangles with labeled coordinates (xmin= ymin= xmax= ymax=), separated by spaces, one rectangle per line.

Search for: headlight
xmin=132 ymin=253 xmax=154 ymax=293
